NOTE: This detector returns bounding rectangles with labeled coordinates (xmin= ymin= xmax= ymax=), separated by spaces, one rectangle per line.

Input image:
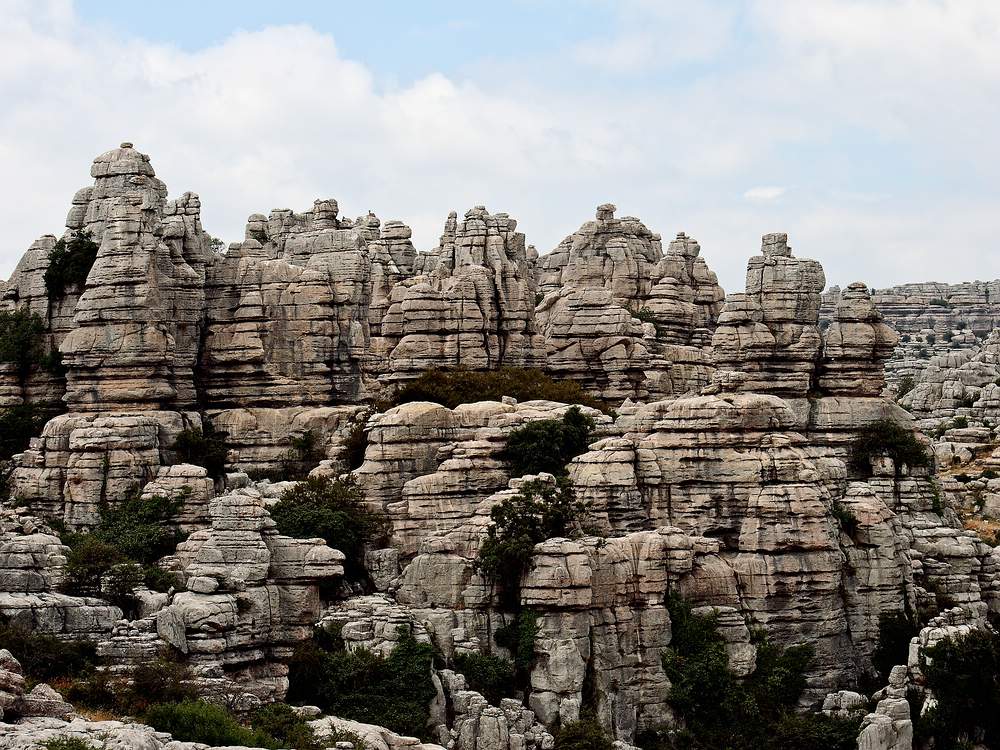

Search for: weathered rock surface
xmin=535 ymin=206 xmax=724 ymax=401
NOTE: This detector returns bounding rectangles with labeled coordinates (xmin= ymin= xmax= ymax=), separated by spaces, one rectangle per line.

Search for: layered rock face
xmin=380 ymin=207 xmax=544 ymax=380
xmin=7 ymin=145 xmax=1000 ymax=750
xmin=535 ymin=205 xmax=725 ymax=401
xmin=823 ymin=279 xmax=1000 ymax=394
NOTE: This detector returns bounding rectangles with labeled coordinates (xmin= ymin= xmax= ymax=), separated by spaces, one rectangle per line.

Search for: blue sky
xmin=3 ymin=0 xmax=999 ymax=291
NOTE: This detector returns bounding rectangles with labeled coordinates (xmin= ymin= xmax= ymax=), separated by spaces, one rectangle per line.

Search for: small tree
xmin=44 ymin=231 xmax=99 ymax=298
xmin=501 ymin=406 xmax=595 ymax=478
xmin=269 ymin=476 xmax=385 ymax=579
xmin=474 ymin=478 xmax=587 ymax=607
xmin=851 ymin=419 xmax=929 ymax=474
xmin=172 ymin=424 xmax=229 ymax=479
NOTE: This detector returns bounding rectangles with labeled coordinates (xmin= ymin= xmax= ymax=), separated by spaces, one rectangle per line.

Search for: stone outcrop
xmin=535 ymin=206 xmax=724 ymax=401
xmin=380 ymin=207 xmax=544 ymax=380
xmin=822 ymin=279 xmax=1000 ymax=395
xmin=148 ymin=488 xmax=345 ymax=700
xmin=7 ymin=144 xmax=1000 ymax=750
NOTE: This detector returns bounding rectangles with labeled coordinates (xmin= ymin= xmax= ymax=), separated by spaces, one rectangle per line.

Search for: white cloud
xmin=743 ymin=186 xmax=786 ymax=202
xmin=1 ymin=0 xmax=999 ymax=296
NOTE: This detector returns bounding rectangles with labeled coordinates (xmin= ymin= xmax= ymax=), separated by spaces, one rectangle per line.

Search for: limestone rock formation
xmin=535 ymin=206 xmax=724 ymax=401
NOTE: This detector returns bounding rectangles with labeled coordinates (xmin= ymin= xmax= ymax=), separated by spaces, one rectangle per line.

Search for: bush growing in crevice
xmin=915 ymin=628 xmax=1000 ymax=749
xmin=475 ymin=479 xmax=587 ymax=608
xmin=896 ymin=375 xmax=915 ymax=399
xmin=638 ymin=594 xmax=860 ymax=750
xmin=0 ymin=615 xmax=98 ymax=683
xmin=60 ymin=493 xmax=184 ymax=609
xmin=386 ymin=367 xmax=607 ymax=413
xmin=287 ymin=625 xmax=437 ymax=739
xmin=0 ymin=307 xmax=46 ymax=378
xmin=453 ymin=652 xmax=518 ymax=704
xmin=871 ymin=610 xmax=919 ymax=684
xmin=831 ymin=501 xmax=859 ymax=535
xmin=851 ymin=418 xmax=929 ymax=474
xmin=0 ymin=402 xmax=52 ymax=460
xmin=44 ymin=231 xmax=99 ymax=298
xmin=269 ymin=476 xmax=386 ymax=580
xmin=172 ymin=424 xmax=229 ymax=479
xmin=493 ymin=610 xmax=539 ymax=692
xmin=501 ymin=406 xmax=595 ymax=478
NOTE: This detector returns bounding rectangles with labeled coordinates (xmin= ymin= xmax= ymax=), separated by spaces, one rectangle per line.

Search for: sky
xmin=1 ymin=0 xmax=999 ymax=292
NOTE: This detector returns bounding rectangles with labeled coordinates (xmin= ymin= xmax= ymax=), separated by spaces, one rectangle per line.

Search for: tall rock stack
xmin=11 ymin=145 xmax=210 ymax=527
xmin=711 ymin=233 xmax=825 ymax=396
xmin=535 ymin=205 xmax=724 ymax=402
xmin=818 ymin=282 xmax=898 ymax=396
xmin=381 ymin=206 xmax=544 ymax=379
xmin=200 ymin=199 xmax=372 ymax=407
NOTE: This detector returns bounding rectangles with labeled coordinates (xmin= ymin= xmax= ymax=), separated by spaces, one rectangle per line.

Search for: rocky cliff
xmin=2 ymin=145 xmax=998 ymax=750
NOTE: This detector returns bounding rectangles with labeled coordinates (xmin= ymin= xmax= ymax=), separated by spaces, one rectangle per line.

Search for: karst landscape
xmin=0 ymin=140 xmax=997 ymax=750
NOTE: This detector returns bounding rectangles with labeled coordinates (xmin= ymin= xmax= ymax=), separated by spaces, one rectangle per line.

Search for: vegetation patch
xmin=386 ymin=367 xmax=607 ymax=413
xmin=287 ymin=625 xmax=437 ymax=739
xmin=0 ymin=402 xmax=55 ymax=460
xmin=453 ymin=651 xmax=518 ymax=704
xmin=44 ymin=231 xmax=99 ymax=298
xmin=915 ymin=628 xmax=1000 ymax=749
xmin=636 ymin=595 xmax=861 ymax=750
xmin=475 ymin=479 xmax=587 ymax=608
xmin=896 ymin=374 xmax=915 ymax=399
xmin=554 ymin=717 xmax=614 ymax=750
xmin=0 ymin=615 xmax=98 ymax=684
xmin=830 ymin=501 xmax=859 ymax=535
xmin=60 ymin=493 xmax=184 ymax=612
xmin=871 ymin=610 xmax=919 ymax=684
xmin=172 ymin=425 xmax=229 ymax=479
xmin=501 ymin=406 xmax=595 ymax=478
xmin=146 ymin=699 xmax=275 ymax=747
xmin=0 ymin=307 xmax=46 ymax=378
xmin=269 ymin=476 xmax=385 ymax=580
xmin=851 ymin=418 xmax=930 ymax=474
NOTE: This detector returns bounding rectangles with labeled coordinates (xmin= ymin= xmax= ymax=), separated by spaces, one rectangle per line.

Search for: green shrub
xmin=916 ymin=628 xmax=1000 ymax=749
xmin=250 ymin=702 xmax=320 ymax=750
xmin=40 ymin=738 xmax=94 ymax=750
xmin=343 ymin=419 xmax=369 ymax=470
xmin=896 ymin=375 xmax=915 ymax=399
xmin=982 ymin=469 xmax=998 ymax=480
xmin=554 ymin=717 xmax=614 ymax=750
xmin=172 ymin=425 xmax=229 ymax=479
xmin=501 ymin=406 xmax=595 ymax=478
xmin=0 ymin=615 xmax=97 ymax=682
xmin=61 ymin=493 xmax=184 ymax=602
xmin=492 ymin=610 xmax=539 ymax=695
xmin=44 ymin=231 xmax=99 ymax=298
xmin=952 ymin=415 xmax=970 ymax=429
xmin=65 ymin=657 xmax=198 ymax=716
xmin=831 ymin=501 xmax=859 ymax=535
xmin=851 ymin=419 xmax=930 ymax=474
xmin=871 ymin=610 xmax=919 ymax=684
xmin=454 ymin=652 xmax=518 ymax=704
xmin=269 ymin=476 xmax=385 ymax=579
xmin=0 ymin=307 xmax=46 ymax=378
xmin=475 ymin=479 xmax=587 ymax=607
xmin=387 ymin=367 xmax=607 ymax=413
xmin=648 ymin=595 xmax=860 ymax=750
xmin=928 ymin=298 xmax=951 ymax=307
xmin=145 ymin=699 xmax=274 ymax=747
xmin=287 ymin=626 xmax=437 ymax=739
xmin=633 ymin=307 xmax=658 ymax=325
xmin=0 ymin=402 xmax=49 ymax=460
